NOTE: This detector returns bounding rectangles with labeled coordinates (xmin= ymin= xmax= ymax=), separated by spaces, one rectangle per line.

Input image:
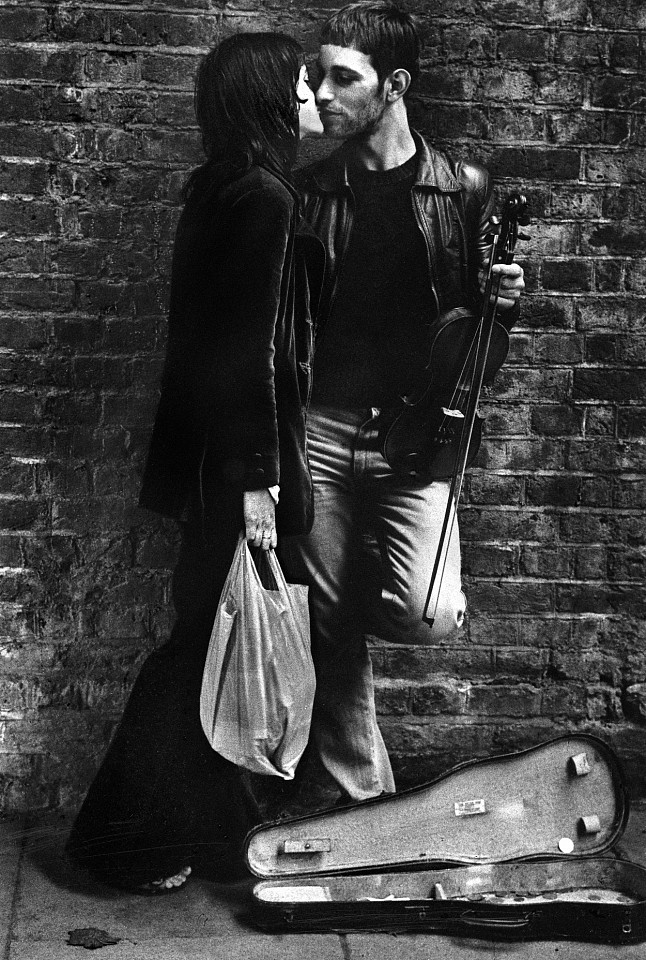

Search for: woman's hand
xmin=243 ymin=489 xmax=277 ymax=551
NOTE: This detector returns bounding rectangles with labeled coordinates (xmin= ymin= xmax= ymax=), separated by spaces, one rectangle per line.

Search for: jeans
xmin=280 ymin=403 xmax=466 ymax=801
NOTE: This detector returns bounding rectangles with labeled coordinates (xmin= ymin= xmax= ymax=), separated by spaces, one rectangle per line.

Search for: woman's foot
xmin=138 ymin=865 xmax=192 ymax=894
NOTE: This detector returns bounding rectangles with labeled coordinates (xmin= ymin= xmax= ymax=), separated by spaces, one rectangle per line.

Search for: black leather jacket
xmin=296 ymin=129 xmax=517 ymax=342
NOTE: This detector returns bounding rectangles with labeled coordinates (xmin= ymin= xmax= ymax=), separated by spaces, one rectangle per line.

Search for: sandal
xmin=136 ymin=866 xmax=192 ymax=895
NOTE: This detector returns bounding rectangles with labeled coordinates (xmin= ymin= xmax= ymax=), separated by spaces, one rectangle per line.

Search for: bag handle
xmin=240 ymin=534 xmax=290 ymax=597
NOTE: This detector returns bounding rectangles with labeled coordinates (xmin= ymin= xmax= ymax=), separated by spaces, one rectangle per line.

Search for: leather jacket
xmin=296 ymin=129 xmax=517 ymax=342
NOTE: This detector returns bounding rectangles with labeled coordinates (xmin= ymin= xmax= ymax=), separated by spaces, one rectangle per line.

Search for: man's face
xmin=315 ymin=44 xmax=387 ymax=139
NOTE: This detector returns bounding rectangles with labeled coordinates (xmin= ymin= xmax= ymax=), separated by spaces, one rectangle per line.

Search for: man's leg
xmin=364 ymin=417 xmax=467 ymax=644
xmin=280 ymin=405 xmax=395 ymax=802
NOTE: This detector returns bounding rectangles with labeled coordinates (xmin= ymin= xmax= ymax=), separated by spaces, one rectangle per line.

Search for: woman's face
xmin=297 ymin=64 xmax=324 ymax=138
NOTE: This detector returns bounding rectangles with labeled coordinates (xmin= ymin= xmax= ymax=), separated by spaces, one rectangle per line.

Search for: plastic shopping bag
xmin=200 ymin=534 xmax=315 ymax=779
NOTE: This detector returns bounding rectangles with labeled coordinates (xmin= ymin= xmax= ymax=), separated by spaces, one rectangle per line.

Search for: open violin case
xmin=244 ymin=734 xmax=646 ymax=944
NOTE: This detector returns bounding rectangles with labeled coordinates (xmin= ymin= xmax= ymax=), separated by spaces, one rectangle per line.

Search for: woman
xmin=66 ymin=33 xmax=324 ymax=893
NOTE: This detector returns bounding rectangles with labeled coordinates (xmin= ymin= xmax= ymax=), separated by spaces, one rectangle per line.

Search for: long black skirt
xmin=66 ymin=504 xmax=260 ymax=888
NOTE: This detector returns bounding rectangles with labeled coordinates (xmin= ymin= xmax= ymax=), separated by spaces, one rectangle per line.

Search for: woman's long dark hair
xmin=184 ymin=32 xmax=304 ymax=200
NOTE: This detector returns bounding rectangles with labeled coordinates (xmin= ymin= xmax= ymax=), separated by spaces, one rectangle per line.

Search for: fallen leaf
xmin=67 ymin=927 xmax=121 ymax=950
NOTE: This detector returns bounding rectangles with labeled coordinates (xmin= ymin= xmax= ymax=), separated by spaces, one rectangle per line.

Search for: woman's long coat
xmin=139 ymin=165 xmax=323 ymax=537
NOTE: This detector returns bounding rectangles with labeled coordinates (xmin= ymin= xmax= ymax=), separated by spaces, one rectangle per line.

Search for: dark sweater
xmin=311 ymin=154 xmax=433 ymax=409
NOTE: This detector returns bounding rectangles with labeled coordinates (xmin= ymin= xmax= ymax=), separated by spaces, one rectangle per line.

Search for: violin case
xmin=244 ymin=734 xmax=646 ymax=944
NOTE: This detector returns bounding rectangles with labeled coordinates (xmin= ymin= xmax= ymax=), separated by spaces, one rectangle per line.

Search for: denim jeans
xmin=280 ymin=404 xmax=466 ymax=801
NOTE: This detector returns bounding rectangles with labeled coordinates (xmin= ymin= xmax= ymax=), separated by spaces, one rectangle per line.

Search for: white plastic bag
xmin=200 ymin=534 xmax=315 ymax=779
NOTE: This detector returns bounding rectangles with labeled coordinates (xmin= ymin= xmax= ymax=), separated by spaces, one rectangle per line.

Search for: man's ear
xmin=385 ymin=68 xmax=411 ymax=102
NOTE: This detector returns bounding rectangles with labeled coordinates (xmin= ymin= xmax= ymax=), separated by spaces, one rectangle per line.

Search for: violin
xmin=380 ymin=193 xmax=530 ymax=480
xmin=380 ymin=192 xmax=530 ymax=629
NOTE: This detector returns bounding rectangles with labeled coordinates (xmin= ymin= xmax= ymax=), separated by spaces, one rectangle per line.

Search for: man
xmin=282 ymin=1 xmax=525 ymax=806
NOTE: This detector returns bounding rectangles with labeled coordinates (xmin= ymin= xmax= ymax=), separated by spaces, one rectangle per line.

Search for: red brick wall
xmin=0 ymin=1 xmax=644 ymax=812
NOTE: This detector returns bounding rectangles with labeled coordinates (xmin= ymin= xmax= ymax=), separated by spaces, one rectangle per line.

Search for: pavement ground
xmin=1 ymin=803 xmax=645 ymax=959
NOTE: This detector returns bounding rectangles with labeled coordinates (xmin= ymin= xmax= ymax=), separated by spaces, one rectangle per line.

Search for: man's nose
xmin=315 ymin=78 xmax=332 ymax=105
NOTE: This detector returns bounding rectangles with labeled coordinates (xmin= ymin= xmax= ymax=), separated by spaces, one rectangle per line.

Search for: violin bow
xmin=423 ymin=193 xmax=529 ymax=629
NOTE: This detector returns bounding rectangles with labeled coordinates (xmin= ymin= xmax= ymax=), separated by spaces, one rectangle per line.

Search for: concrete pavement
xmin=1 ymin=804 xmax=645 ymax=959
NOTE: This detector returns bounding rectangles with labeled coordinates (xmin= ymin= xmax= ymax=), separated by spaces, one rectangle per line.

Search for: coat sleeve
xmin=199 ymin=180 xmax=294 ymax=491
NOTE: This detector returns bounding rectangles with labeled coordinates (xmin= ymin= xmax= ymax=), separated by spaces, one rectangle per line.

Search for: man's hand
xmin=243 ymin=489 xmax=277 ymax=551
xmin=480 ymin=261 xmax=525 ymax=312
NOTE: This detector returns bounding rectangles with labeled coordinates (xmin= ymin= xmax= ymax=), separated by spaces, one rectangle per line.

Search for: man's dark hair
xmin=185 ymin=32 xmax=303 ymax=199
xmin=320 ymin=2 xmax=421 ymax=94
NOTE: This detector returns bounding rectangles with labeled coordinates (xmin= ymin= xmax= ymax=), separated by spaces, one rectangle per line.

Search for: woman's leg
xmin=66 ymin=496 xmax=257 ymax=888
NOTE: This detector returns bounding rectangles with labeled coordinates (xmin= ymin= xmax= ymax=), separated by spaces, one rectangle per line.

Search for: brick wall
xmin=0 ymin=0 xmax=644 ymax=813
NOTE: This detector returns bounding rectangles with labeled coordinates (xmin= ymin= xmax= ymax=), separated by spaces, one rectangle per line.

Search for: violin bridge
xmin=441 ymin=407 xmax=465 ymax=419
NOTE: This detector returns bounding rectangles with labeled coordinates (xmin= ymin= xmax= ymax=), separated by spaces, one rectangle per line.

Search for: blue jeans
xmin=280 ymin=404 xmax=466 ymax=801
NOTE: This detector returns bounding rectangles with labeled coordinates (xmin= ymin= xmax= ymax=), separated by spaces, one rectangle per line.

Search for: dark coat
xmin=139 ymin=165 xmax=323 ymax=537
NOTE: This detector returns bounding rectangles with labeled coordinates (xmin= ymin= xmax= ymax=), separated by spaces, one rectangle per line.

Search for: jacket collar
xmin=310 ymin=129 xmax=460 ymax=193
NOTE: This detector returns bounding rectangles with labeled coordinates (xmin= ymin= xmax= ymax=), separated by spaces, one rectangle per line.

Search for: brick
xmin=550 ymin=186 xmax=603 ymax=219
xmin=463 ymin=543 xmax=518 ymax=577
xmin=469 ymin=580 xmax=554 ymax=614
xmin=497 ymin=29 xmax=549 ymax=62
xmin=109 ymin=12 xmax=222 ymax=47
xmin=576 ymin=297 xmax=645 ymax=332
xmin=574 ymin=369 xmax=646 ymax=402
xmin=547 ymin=110 xmax=607 ymax=146
xmin=494 ymin=648 xmax=548 ymax=678
xmin=542 ymin=0 xmax=589 ymax=22
xmin=425 ymin=103 xmax=490 ymax=141
xmin=0 ymin=48 xmax=84 ymax=83
xmin=594 ymin=260 xmax=624 ymax=293
xmin=567 ymin=438 xmax=644 ymax=472
xmin=468 ymin=683 xmax=542 ymax=717
xmin=0 ymin=277 xmax=75 ymax=313
xmin=543 ymin=258 xmax=593 ymax=292
xmin=415 ymin=66 xmax=478 ymax=101
xmin=573 ymin=544 xmax=608 ymax=579
xmin=585 ymin=224 xmax=646 ymax=257
xmin=0 ymin=316 xmax=49 ymax=351
xmin=586 ymin=150 xmax=646 ymax=185
xmin=625 ymin=261 xmax=646 ymax=294
xmin=618 ymin=407 xmax=646 ymax=438
xmin=591 ymin=76 xmax=646 ymax=111
xmin=0 ymin=199 xmax=60 ymax=237
xmin=541 ymin=683 xmax=587 ymax=717
xmin=526 ymin=474 xmax=582 ymax=506
xmin=488 ymin=147 xmax=581 ymax=181
xmin=140 ymin=52 xmax=200 ymax=87
xmin=522 ymin=296 xmax=575 ymax=329
xmin=530 ymin=403 xmax=584 ymax=436
xmin=534 ymin=333 xmax=585 ymax=365
xmin=590 ymin=0 xmax=646 ymax=28
xmin=520 ymin=543 xmax=571 ymax=578
xmin=461 ymin=506 xmax=560 ymax=542
xmin=581 ymin=475 xmax=612 ymax=505
xmin=0 ymin=160 xmax=50 ymax=196
xmin=554 ymin=31 xmax=608 ymax=67
xmin=609 ymin=33 xmax=643 ymax=69
xmin=466 ymin=473 xmax=523 ymax=505
xmin=0 ymin=239 xmax=49 ymax=273
xmin=618 ymin=336 xmax=646 ymax=364
xmin=411 ymin=678 xmax=469 ymax=715
xmin=624 ymin=684 xmax=646 ymax=723
xmin=439 ymin=24 xmax=495 ymax=62
xmin=602 ymin=187 xmax=635 ymax=219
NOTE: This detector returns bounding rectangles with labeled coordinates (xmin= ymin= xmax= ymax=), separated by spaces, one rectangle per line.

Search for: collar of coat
xmin=308 ymin=129 xmax=461 ymax=194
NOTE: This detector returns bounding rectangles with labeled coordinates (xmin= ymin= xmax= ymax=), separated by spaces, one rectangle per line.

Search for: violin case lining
xmin=244 ymin=734 xmax=646 ymax=943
